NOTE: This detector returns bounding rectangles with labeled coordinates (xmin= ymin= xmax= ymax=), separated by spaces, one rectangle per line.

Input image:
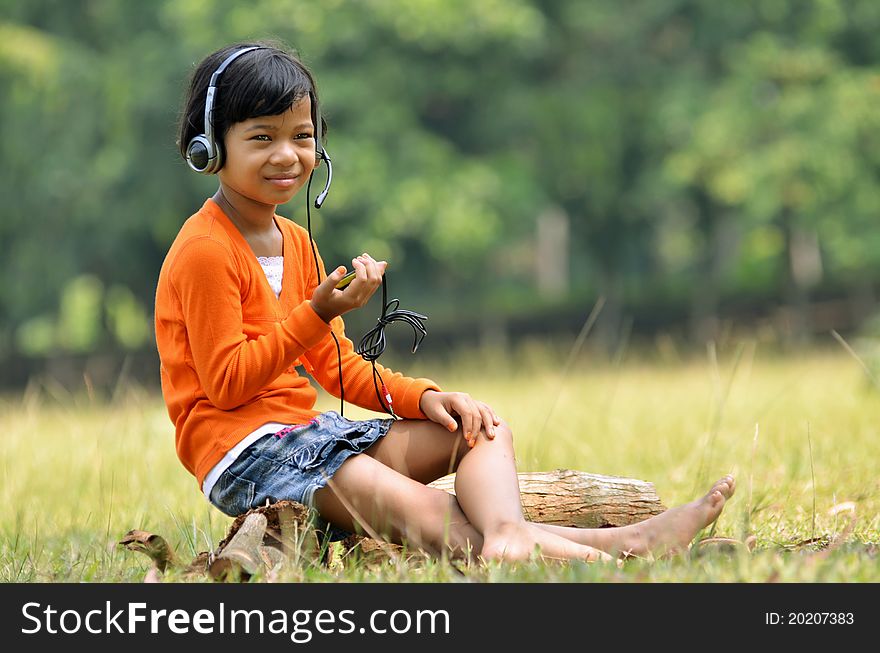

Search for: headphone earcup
xmin=186 ymin=135 xmax=217 ymax=174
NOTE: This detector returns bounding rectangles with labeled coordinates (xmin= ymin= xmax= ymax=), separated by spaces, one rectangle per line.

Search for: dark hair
xmin=176 ymin=40 xmax=326 ymax=166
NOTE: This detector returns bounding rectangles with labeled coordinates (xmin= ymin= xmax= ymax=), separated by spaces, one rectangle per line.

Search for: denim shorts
xmin=208 ymin=411 xmax=394 ymax=540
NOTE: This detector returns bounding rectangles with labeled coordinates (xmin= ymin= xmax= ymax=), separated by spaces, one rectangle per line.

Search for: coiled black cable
xmin=357 ymin=279 xmax=428 ymax=361
xmin=356 ymin=277 xmax=428 ymax=418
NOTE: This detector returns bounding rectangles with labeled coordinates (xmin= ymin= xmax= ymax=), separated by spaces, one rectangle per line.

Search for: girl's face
xmin=218 ymin=95 xmax=318 ymax=208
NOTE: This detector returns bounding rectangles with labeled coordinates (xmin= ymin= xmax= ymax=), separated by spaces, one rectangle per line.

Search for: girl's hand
xmin=419 ymin=390 xmax=502 ymax=448
xmin=310 ymin=253 xmax=387 ymax=323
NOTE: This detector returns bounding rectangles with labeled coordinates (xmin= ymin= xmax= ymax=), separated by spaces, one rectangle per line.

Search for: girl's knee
xmin=485 ymin=419 xmax=513 ymax=448
xmin=462 ymin=419 xmax=514 ymax=453
xmin=444 ymin=419 xmax=517 ymax=469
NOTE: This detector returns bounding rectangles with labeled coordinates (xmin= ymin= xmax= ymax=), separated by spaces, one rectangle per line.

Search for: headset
xmin=185 ymin=45 xmax=333 ymax=209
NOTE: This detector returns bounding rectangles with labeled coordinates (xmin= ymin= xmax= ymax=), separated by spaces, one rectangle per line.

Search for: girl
xmin=155 ymin=40 xmax=735 ymax=564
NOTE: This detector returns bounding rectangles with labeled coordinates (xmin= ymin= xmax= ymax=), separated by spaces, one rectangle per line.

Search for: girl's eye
xmin=251 ymin=134 xmax=271 ymax=142
xmin=296 ymin=133 xmax=314 ymax=140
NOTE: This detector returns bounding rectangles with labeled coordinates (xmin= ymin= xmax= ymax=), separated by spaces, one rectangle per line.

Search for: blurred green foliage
xmin=1 ymin=0 xmax=879 ymax=375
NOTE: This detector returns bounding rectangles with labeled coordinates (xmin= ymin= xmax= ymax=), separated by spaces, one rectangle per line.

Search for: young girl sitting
xmin=155 ymin=41 xmax=735 ymax=564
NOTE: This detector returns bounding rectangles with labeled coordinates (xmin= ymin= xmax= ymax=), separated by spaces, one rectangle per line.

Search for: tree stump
xmin=208 ymin=513 xmax=268 ymax=581
xmin=216 ymin=499 xmax=321 ymax=556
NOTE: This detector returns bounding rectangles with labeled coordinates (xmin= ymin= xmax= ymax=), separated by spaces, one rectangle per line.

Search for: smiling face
xmin=217 ymin=95 xmax=318 ymax=209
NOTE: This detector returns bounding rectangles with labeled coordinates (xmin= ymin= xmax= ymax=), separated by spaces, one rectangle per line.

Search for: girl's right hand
xmin=310 ymin=253 xmax=387 ymax=323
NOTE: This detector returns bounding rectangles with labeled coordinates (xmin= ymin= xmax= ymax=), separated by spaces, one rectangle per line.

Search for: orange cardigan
xmin=154 ymin=199 xmax=440 ymax=488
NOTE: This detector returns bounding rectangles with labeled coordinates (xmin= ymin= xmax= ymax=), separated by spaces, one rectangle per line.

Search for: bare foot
xmin=618 ymin=475 xmax=736 ymax=558
xmin=481 ymin=522 xmax=614 ymax=564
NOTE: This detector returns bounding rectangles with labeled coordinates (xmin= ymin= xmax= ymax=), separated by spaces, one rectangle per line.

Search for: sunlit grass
xmin=1 ymin=343 xmax=878 ymax=582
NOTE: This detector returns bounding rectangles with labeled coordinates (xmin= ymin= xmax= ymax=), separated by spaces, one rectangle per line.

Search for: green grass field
xmin=2 ymin=343 xmax=878 ymax=582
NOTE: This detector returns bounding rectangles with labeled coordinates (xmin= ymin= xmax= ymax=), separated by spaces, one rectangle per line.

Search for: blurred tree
xmin=663 ymin=0 xmax=880 ymax=342
xmin=0 ymin=0 xmax=879 ymax=385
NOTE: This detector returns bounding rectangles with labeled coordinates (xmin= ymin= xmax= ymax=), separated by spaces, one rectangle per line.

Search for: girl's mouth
xmin=266 ymin=175 xmax=299 ymax=188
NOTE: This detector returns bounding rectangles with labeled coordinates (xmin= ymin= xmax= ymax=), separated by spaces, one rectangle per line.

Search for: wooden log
xmin=209 ymin=513 xmax=268 ymax=581
xmin=427 ymin=469 xmax=665 ymax=528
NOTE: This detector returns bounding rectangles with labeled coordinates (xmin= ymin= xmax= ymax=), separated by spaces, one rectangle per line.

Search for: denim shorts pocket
xmin=210 ymin=468 xmax=256 ymax=517
xmin=283 ymin=439 xmax=336 ymax=471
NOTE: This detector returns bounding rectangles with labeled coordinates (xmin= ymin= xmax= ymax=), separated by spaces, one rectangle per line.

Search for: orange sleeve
xmin=169 ymin=236 xmax=331 ymax=410
xmin=300 ymin=245 xmax=440 ymax=419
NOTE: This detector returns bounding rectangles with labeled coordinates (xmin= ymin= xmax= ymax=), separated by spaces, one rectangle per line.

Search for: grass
xmin=1 ymin=341 xmax=878 ymax=582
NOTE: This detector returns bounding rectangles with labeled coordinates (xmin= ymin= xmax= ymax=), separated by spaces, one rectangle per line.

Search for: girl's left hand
xmin=419 ymin=390 xmax=502 ymax=448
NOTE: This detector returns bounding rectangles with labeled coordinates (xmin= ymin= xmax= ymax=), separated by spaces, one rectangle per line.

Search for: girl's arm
xmin=169 ymin=237 xmax=331 ymax=410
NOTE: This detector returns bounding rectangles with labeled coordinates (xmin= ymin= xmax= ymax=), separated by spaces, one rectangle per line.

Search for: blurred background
xmin=2 ymin=0 xmax=880 ymax=392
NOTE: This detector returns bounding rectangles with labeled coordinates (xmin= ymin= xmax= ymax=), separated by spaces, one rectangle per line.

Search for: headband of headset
xmin=185 ymin=46 xmax=324 ymax=174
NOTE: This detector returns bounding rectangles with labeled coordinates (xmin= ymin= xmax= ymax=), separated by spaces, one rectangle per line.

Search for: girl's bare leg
xmin=312 ymin=451 xmax=483 ymax=558
xmin=363 ymin=419 xmax=736 ymax=560
xmin=366 ymin=419 xmax=613 ymax=561
xmin=449 ymin=423 xmax=616 ymax=561
xmin=313 ymin=420 xmax=611 ymax=562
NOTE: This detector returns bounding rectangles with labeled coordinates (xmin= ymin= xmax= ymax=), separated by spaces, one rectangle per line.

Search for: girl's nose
xmin=269 ymin=140 xmax=298 ymax=166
